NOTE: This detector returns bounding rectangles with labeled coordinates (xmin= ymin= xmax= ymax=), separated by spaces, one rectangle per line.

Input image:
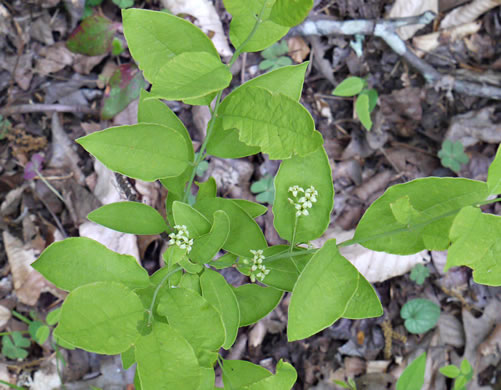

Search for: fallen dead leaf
xmin=440 ymin=0 xmax=501 ymax=29
xmin=0 ymin=53 xmax=33 ymax=90
xmin=312 ymin=227 xmax=430 ymax=284
xmin=161 ymin=0 xmax=232 ymax=57
xmin=72 ymin=53 xmax=106 ymax=75
xmin=0 ymin=305 xmax=11 ymax=330
xmin=31 ymin=357 xmax=61 ymax=390
xmin=288 ymin=36 xmax=310 ymax=63
xmin=36 ymin=42 xmax=74 ymax=75
xmin=387 ymin=0 xmax=438 ymax=40
xmin=3 ymin=230 xmax=66 ymax=306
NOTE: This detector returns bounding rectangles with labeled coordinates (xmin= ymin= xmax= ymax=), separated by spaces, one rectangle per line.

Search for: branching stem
xmin=146 ymin=267 xmax=182 ymax=327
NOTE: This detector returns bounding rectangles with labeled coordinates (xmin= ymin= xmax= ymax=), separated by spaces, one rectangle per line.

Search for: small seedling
xmin=438 ymin=140 xmax=469 ymax=173
xmin=410 ymin=264 xmax=430 ymax=285
xmin=439 ymin=359 xmax=473 ymax=390
xmin=400 ymin=298 xmax=440 ymax=334
xmin=396 ymin=352 xmax=426 ymax=390
xmin=333 ymin=377 xmax=357 ymax=389
xmin=332 ymin=76 xmax=378 ymax=131
xmin=1 ymin=332 xmax=30 ymax=360
xmin=250 ymin=175 xmax=275 ymax=204
xmin=259 ymin=41 xmax=292 ymax=71
xmin=0 ymin=114 xmax=11 ymax=140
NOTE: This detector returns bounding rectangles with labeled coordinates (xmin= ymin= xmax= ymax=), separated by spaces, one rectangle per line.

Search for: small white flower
xmin=168 ymin=225 xmax=193 ymax=253
xmin=246 ymin=248 xmax=270 ymax=282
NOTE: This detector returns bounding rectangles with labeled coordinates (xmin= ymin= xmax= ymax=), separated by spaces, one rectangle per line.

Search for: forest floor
xmin=0 ymin=0 xmax=500 ymax=389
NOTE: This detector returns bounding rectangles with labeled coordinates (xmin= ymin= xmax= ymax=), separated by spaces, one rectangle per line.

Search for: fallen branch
xmin=291 ymin=11 xmax=501 ymax=100
xmin=0 ymin=104 xmax=99 ymax=116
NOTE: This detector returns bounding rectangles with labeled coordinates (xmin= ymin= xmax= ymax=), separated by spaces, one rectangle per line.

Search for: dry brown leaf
xmin=31 ymin=357 xmax=61 ymax=390
xmin=72 ymin=53 xmax=106 ymax=75
xmin=0 ymin=53 xmax=33 ymax=90
xmin=412 ymin=22 xmax=481 ymax=56
xmin=0 ymin=305 xmax=11 ymax=330
xmin=311 ymin=227 xmax=430 ymax=283
xmin=0 ymin=364 xmax=14 ymax=390
xmin=36 ymin=42 xmax=74 ymax=75
xmin=440 ymin=0 xmax=501 ymax=29
xmin=445 ymin=106 xmax=501 ymax=147
xmin=112 ymin=99 xmax=139 ymax=127
xmin=161 ymin=0 xmax=232 ymax=57
xmin=288 ymin=36 xmax=310 ymax=63
xmin=31 ymin=11 xmax=55 ymax=45
xmin=3 ymin=231 xmax=66 ymax=305
xmin=438 ymin=313 xmax=465 ymax=348
xmin=387 ymin=0 xmax=439 ymax=40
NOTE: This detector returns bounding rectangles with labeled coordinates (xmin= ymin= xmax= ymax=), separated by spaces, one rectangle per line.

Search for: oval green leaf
xmin=487 ymin=145 xmax=501 ymax=196
xmin=135 ymin=323 xmax=201 ymax=390
xmin=150 ymin=52 xmax=232 ymax=100
xmin=288 ymin=240 xmax=382 ymax=341
xmin=77 ymin=123 xmax=190 ymax=182
xmin=172 ymin=201 xmax=211 ymax=238
xmin=207 ymin=63 xmax=309 ymax=159
xmin=194 ymin=198 xmax=267 ymax=257
xmin=270 ymin=0 xmax=313 ymax=27
xmin=122 ymin=9 xmax=219 ymax=82
xmin=157 ymin=287 xmax=225 ymax=366
xmin=231 ymin=199 xmax=268 ymax=218
xmin=400 ymin=298 xmax=440 ymax=334
xmin=396 ymin=352 xmax=426 ymax=390
xmin=355 ymin=92 xmax=372 ymax=131
xmin=332 ymin=76 xmax=366 ymax=97
xmin=54 ymin=282 xmax=143 ymax=354
xmin=353 ymin=177 xmax=488 ymax=255
xmin=232 ymin=284 xmax=283 ymax=326
xmin=201 ymin=269 xmax=240 ymax=349
xmin=88 ymin=201 xmax=168 ymax=235
xmin=273 ymin=145 xmax=333 ymax=243
xmin=190 ymin=210 xmax=231 ymax=264
xmin=220 ymin=86 xmax=323 ymax=160
xmin=33 ymin=237 xmax=149 ymax=291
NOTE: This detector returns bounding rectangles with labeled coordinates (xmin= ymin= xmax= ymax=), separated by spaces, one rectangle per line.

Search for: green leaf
xmin=172 ymin=201 xmax=211 ymax=238
xmin=183 ymin=92 xmax=218 ymax=106
xmin=101 ymin=64 xmax=147 ymax=120
xmin=179 ymin=273 xmax=202 ymax=294
xmin=208 ymin=252 xmax=238 ymax=269
xmin=438 ymin=140 xmax=469 ymax=173
xmin=54 ymin=282 xmax=143 ymax=354
xmin=232 ymin=284 xmax=283 ymax=326
xmin=207 ymin=63 xmax=308 ymax=159
xmin=446 ymin=206 xmax=501 ymax=286
xmin=355 ymin=92 xmax=372 ymax=131
xmin=190 ymin=210 xmax=230 ymax=264
xmin=273 ymin=146 xmax=333 ymax=243
xmin=454 ymin=375 xmax=468 ymax=390
xmin=88 ymin=201 xmax=168 ymax=235
xmin=150 ymin=52 xmax=232 ymax=100
xmin=460 ymin=359 xmax=472 ymax=376
xmin=221 ymin=86 xmax=323 ymax=159
xmin=224 ymin=0 xmax=289 ymax=52
xmin=439 ymin=365 xmax=461 ymax=379
xmin=261 ymin=41 xmax=289 ymax=59
xmin=237 ymin=246 xmax=312 ymax=291
xmin=410 ymin=264 xmax=430 ymax=285
xmin=111 ymin=37 xmax=126 ymax=56
xmin=487 ymin=145 xmax=501 ymax=196
xmin=46 ymin=308 xmax=61 ymax=326
xmin=67 ymin=15 xmax=117 ymax=56
xmin=332 ymin=77 xmax=366 ymax=96
xmin=201 ymin=269 xmax=240 ymax=350
xmin=77 ymin=123 xmax=190 ymax=182
xmin=135 ymin=323 xmax=201 ymax=390
xmin=248 ymin=360 xmax=297 ymax=389
xmin=222 ymin=359 xmax=271 ymax=388
xmin=231 ymin=199 xmax=268 ymax=218
xmin=33 ymin=237 xmax=149 ymax=291
xmin=270 ymin=0 xmax=313 ymax=27
xmin=396 ymin=352 xmax=426 ymax=390
xmin=157 ymin=287 xmax=225 ymax=367
xmin=366 ymin=88 xmax=378 ymax=112
xmin=32 ymin=323 xmax=50 ymax=345
xmin=137 ymin=90 xmax=194 ymax=196
xmin=2 ymin=332 xmax=30 ymax=360
xmin=288 ymin=240 xmax=382 ymax=341
xmin=400 ymin=298 xmax=440 ymax=334
xmin=195 ymin=198 xmax=267 ymax=257
xmin=122 ymin=9 xmax=219 ymax=82
xmin=121 ymin=346 xmax=136 ymax=370
xmin=251 ymin=175 xmax=275 ymax=205
xmin=353 ymin=177 xmax=488 ymax=255
xmin=113 ymin=0 xmax=133 ymax=8
xmin=196 ymin=178 xmax=217 ymax=202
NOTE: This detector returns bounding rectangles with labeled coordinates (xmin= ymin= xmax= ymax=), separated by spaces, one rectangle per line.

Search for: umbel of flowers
xmin=288 ymin=185 xmax=318 ymax=216
xmin=243 ymin=249 xmax=270 ymax=282
xmin=168 ymin=225 xmax=193 ymax=253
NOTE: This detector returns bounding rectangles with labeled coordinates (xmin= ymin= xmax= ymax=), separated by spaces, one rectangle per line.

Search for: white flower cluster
xmin=243 ymin=249 xmax=270 ymax=282
xmin=168 ymin=225 xmax=193 ymax=253
xmin=288 ymin=185 xmax=318 ymax=216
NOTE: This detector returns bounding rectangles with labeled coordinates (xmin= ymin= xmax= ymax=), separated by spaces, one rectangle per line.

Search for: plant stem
xmin=11 ymin=310 xmax=31 ymax=325
xmin=265 ymin=248 xmax=318 ymax=264
xmin=34 ymin=168 xmax=67 ymax=204
xmin=146 ymin=267 xmax=182 ymax=327
xmin=289 ymin=215 xmax=298 ymax=253
xmin=181 ymin=3 xmax=267 ymax=203
xmin=0 ymin=379 xmax=26 ymax=390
